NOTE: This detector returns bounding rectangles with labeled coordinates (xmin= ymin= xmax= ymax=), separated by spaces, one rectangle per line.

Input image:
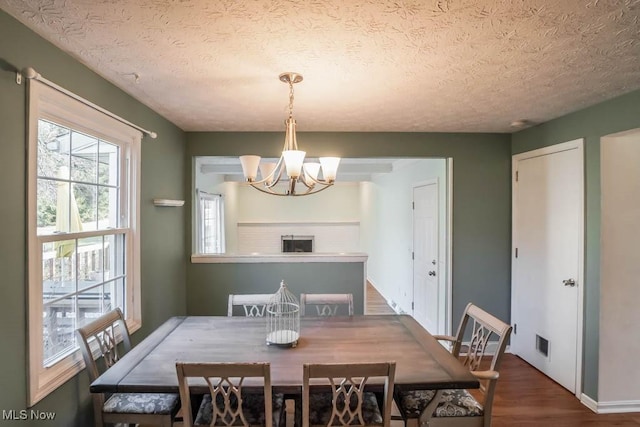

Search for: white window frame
xmin=196 ymin=190 xmax=225 ymax=254
xmin=27 ymin=80 xmax=142 ymax=406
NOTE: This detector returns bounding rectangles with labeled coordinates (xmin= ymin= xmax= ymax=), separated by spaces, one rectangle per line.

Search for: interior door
xmin=511 ymin=140 xmax=583 ymax=395
xmin=413 ymin=182 xmax=439 ymax=334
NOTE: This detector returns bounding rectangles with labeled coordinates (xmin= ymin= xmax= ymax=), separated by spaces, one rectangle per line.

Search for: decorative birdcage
xmin=266 ymin=280 xmax=300 ymax=347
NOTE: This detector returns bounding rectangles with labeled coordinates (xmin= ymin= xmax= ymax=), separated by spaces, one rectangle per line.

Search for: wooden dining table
xmin=90 ymin=315 xmax=478 ymax=395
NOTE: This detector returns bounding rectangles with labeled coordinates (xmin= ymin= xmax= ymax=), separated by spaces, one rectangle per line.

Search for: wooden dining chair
xmin=175 ymin=362 xmax=285 ymax=427
xmin=301 ymin=362 xmax=396 ymax=427
xmin=76 ymin=308 xmax=180 ymax=427
xmin=300 ymin=293 xmax=354 ymax=316
xmin=394 ymin=303 xmax=512 ymax=427
xmin=227 ymin=294 xmax=274 ymax=317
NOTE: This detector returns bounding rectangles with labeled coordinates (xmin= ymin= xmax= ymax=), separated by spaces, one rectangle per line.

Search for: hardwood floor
xmin=491 ymin=355 xmax=640 ymax=426
xmin=366 ymin=281 xmax=396 ymax=314
xmin=366 ymin=283 xmax=640 ymax=426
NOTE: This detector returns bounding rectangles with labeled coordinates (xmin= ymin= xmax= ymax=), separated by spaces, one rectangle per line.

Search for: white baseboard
xmin=580 ymin=393 xmax=598 ymax=413
xmin=581 ymin=393 xmax=640 ymax=414
xmin=388 ymin=299 xmax=406 ymax=314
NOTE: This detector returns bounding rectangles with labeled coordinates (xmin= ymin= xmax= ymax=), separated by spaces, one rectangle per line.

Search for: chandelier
xmin=239 ymin=72 xmax=340 ymax=196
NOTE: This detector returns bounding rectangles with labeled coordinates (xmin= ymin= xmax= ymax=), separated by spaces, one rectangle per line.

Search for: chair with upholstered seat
xmin=301 ymin=362 xmax=396 ymax=427
xmin=300 ymin=293 xmax=354 ymax=316
xmin=228 ymin=294 xmax=274 ymax=317
xmin=394 ymin=303 xmax=512 ymax=427
xmin=175 ymin=362 xmax=285 ymax=427
xmin=76 ymin=308 xmax=180 ymax=427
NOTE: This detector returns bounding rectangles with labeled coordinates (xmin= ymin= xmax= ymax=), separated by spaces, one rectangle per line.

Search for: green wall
xmin=188 ymin=263 xmax=365 ymax=315
xmin=511 ymin=88 xmax=640 ymax=400
xmin=187 ymin=132 xmax=513 ymax=329
xmin=0 ymin=10 xmax=186 ymax=425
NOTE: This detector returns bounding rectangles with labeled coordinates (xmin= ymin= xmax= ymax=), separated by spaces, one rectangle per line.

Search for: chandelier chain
xmin=288 ymin=80 xmax=295 ymax=119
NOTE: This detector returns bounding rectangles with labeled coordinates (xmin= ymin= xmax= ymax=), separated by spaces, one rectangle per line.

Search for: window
xmin=196 ymin=190 xmax=225 ymax=254
xmin=27 ymin=80 xmax=141 ymax=405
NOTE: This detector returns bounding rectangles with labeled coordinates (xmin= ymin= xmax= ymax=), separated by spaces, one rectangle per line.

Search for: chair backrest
xmin=76 ymin=307 xmax=132 ymax=383
xmin=302 ymin=362 xmax=396 ymax=427
xmin=76 ymin=308 xmax=132 ymax=424
xmin=227 ymin=294 xmax=273 ymax=317
xmin=175 ymin=362 xmax=273 ymax=427
xmin=450 ymin=303 xmax=512 ymax=420
xmin=300 ymin=293 xmax=354 ymax=316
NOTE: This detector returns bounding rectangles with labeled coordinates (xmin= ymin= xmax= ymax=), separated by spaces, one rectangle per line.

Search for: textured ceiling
xmin=2 ymin=0 xmax=639 ymax=133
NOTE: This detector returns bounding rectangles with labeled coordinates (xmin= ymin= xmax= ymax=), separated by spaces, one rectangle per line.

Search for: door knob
xmin=563 ymin=278 xmax=576 ymax=287
xmin=428 ymin=271 xmax=436 ymax=276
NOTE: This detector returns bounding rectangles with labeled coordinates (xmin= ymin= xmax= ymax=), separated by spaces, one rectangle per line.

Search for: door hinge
xmin=515 ymin=171 xmax=519 ymax=182
xmin=514 ymin=323 xmax=517 ymax=334
xmin=412 ymin=201 xmax=415 ymax=210
xmin=515 ymin=248 xmax=518 ymax=258
xmin=411 ymin=302 xmax=414 ymax=311
xmin=412 ymin=252 xmax=414 ymax=260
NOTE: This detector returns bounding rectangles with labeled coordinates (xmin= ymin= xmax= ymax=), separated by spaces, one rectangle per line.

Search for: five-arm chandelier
xmin=239 ymin=72 xmax=340 ymax=196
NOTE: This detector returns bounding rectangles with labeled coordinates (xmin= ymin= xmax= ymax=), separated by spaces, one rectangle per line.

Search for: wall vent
xmin=536 ymin=334 xmax=549 ymax=358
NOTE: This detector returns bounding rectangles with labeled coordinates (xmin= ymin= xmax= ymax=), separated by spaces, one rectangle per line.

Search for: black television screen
xmin=282 ymin=236 xmax=313 ymax=252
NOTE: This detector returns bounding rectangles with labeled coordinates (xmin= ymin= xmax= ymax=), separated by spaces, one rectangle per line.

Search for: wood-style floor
xmin=366 ymin=281 xmax=396 ymax=314
xmin=492 ymin=355 xmax=640 ymax=426
xmin=366 ymin=283 xmax=640 ymax=426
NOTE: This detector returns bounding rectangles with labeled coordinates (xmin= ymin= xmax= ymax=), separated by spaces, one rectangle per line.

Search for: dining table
xmin=90 ymin=315 xmax=478 ymax=395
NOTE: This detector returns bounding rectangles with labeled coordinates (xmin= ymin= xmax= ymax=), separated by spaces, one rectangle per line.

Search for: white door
xmin=413 ymin=182 xmax=439 ymax=334
xmin=511 ymin=139 xmax=584 ymax=396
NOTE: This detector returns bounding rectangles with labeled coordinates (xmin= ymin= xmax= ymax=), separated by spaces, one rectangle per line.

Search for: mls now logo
xmin=3 ymin=409 xmax=56 ymax=421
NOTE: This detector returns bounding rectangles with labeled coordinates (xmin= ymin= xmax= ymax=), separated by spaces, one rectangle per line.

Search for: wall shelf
xmin=153 ymin=199 xmax=184 ymax=207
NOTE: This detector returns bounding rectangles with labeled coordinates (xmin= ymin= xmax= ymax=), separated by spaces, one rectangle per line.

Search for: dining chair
xmin=300 ymin=293 xmax=354 ymax=316
xmin=228 ymin=294 xmax=274 ymax=317
xmin=175 ymin=362 xmax=285 ymax=427
xmin=76 ymin=308 xmax=180 ymax=427
xmin=393 ymin=303 xmax=512 ymax=427
xmin=301 ymin=362 xmax=396 ymax=427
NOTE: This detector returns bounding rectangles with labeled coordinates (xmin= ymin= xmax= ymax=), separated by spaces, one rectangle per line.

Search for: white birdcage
xmin=266 ymin=281 xmax=300 ymax=347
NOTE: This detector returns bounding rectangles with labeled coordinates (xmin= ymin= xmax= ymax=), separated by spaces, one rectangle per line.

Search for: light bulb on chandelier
xmin=239 ymin=72 xmax=340 ymax=196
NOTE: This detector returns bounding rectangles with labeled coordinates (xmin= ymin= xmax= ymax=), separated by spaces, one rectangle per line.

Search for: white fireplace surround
xmin=237 ymin=221 xmax=360 ymax=254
